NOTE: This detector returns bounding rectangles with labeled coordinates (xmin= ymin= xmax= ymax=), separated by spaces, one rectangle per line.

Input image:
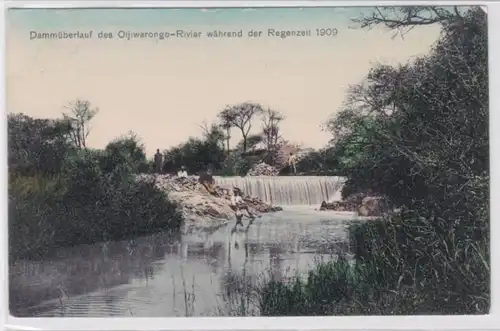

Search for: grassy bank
xmin=258 ymin=213 xmax=489 ymax=315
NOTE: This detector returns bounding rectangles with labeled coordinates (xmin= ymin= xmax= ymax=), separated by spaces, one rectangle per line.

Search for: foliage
xmin=163 ymin=136 xmax=226 ymax=175
xmin=8 ymin=114 xmax=75 ymax=176
xmin=163 ymin=118 xmax=271 ymax=176
xmin=293 ymin=148 xmax=342 ymax=175
xmin=217 ymin=111 xmax=235 ymax=155
xmin=219 ymin=103 xmax=264 ymax=153
xmin=261 ymin=109 xmax=285 ymax=166
xmin=348 ymin=211 xmax=488 ymax=314
xmin=103 ymin=132 xmax=149 ymax=174
xmin=325 ymin=7 xmax=488 ymax=215
xmin=8 ymin=110 xmax=183 ymax=263
xmin=259 ymin=210 xmax=488 ymax=315
xmin=220 ymin=134 xmax=265 ymax=176
xmin=62 ymin=99 xmax=99 ymax=149
xmin=9 ymin=148 xmax=182 ymax=262
xmin=259 ymin=256 xmax=361 ymax=316
xmin=260 ymin=6 xmax=489 ymax=316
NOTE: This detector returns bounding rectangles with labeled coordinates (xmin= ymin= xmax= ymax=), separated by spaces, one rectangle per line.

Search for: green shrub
xmin=104 ymin=133 xmax=149 ymax=174
xmin=348 ymin=214 xmax=489 ymax=314
xmin=9 ymin=149 xmax=183 ymax=262
xmin=259 ymin=212 xmax=489 ymax=316
xmin=258 ymin=7 xmax=485 ymax=316
xmin=259 ymin=256 xmax=365 ymax=316
xmin=162 ymin=131 xmax=226 ymax=175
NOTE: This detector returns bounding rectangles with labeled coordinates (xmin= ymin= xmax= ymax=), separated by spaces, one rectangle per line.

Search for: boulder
xmin=320 ymin=201 xmax=339 ymax=211
xmin=319 ymin=192 xmax=388 ymax=216
xmin=319 ymin=199 xmax=356 ymax=212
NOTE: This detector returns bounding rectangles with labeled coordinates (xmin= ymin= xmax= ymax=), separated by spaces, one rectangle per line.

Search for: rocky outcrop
xmin=247 ymin=162 xmax=279 ymax=176
xmin=136 ymin=174 xmax=282 ymax=232
xmin=320 ymin=193 xmax=364 ymax=212
xmin=320 ymin=193 xmax=389 ymax=217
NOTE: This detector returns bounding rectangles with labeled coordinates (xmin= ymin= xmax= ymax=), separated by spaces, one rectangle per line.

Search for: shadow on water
xmin=9 ymin=232 xmax=181 ymax=316
xmin=10 ymin=208 xmax=355 ymax=317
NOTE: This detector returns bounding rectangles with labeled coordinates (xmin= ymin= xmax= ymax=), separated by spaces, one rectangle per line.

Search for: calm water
xmin=10 ymin=207 xmax=360 ymax=317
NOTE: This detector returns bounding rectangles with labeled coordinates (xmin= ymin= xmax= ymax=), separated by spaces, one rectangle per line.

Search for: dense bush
xmin=328 ymin=8 xmax=488 ymax=213
xmin=293 ymin=148 xmax=342 ymax=176
xmin=348 ymin=212 xmax=489 ymax=314
xmin=8 ymin=114 xmax=75 ymax=176
xmin=163 ymin=137 xmax=226 ymax=175
xmin=259 ymin=6 xmax=489 ymax=316
xmin=260 ymin=211 xmax=488 ymax=315
xmin=8 ymin=117 xmax=183 ymax=263
xmin=162 ymin=130 xmax=269 ymax=176
xmin=103 ymin=133 xmax=150 ymax=174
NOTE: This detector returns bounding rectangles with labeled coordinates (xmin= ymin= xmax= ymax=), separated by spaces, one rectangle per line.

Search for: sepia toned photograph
xmin=7 ymin=5 xmax=489 ymax=317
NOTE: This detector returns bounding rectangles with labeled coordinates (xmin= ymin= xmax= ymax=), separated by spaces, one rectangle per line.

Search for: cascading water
xmin=214 ymin=176 xmax=346 ymax=206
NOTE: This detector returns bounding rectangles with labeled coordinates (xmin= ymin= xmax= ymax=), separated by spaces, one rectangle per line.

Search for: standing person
xmin=154 ymin=149 xmax=163 ymax=174
xmin=288 ymin=152 xmax=297 ymax=175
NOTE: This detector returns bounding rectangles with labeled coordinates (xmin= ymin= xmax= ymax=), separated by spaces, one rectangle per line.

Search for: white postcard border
xmin=1 ymin=1 xmax=497 ymax=330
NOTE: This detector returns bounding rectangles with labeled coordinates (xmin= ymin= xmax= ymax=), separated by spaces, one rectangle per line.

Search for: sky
xmin=6 ymin=7 xmax=443 ymax=155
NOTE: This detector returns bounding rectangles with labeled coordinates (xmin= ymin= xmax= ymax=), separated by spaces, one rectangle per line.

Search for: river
xmin=10 ymin=206 xmax=363 ymax=317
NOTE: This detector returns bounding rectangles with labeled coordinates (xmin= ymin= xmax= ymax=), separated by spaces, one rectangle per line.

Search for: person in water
xmin=199 ymin=168 xmax=219 ymax=196
xmin=288 ymin=152 xmax=297 ymax=175
xmin=230 ymin=188 xmax=255 ymax=220
xmin=154 ymin=149 xmax=163 ymax=174
xmin=177 ymin=165 xmax=188 ymax=178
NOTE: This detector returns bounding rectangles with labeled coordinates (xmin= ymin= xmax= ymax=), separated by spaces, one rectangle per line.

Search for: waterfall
xmin=214 ymin=176 xmax=346 ymax=206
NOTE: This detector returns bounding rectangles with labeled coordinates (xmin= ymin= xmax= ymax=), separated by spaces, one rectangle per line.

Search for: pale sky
xmin=6 ymin=7 xmax=442 ymax=155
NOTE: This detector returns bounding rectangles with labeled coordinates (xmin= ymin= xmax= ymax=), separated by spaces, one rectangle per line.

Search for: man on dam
xmin=154 ymin=149 xmax=163 ymax=173
xmin=288 ymin=152 xmax=297 ymax=175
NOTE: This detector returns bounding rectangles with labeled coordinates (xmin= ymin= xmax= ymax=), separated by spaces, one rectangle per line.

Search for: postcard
xmin=6 ymin=5 xmax=489 ymax=318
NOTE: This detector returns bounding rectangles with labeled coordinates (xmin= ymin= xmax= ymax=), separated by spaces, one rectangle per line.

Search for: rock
xmin=320 ymin=201 xmax=338 ymax=211
xmin=319 ymin=193 xmax=389 ymax=217
xmin=357 ymin=197 xmax=388 ymax=216
xmin=247 ymin=162 xmax=279 ymax=176
xmin=320 ymin=200 xmax=352 ymax=212
xmin=135 ymin=174 xmax=282 ymax=231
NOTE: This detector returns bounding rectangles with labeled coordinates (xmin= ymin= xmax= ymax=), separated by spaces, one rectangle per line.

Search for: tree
xmin=217 ymin=108 xmax=235 ymax=156
xmin=328 ymin=6 xmax=488 ymax=213
xmin=63 ymin=99 xmax=99 ymax=149
xmin=220 ymin=102 xmax=264 ymax=153
xmin=353 ymin=6 xmax=470 ymax=38
xmin=262 ymin=108 xmax=284 ymax=152
xmin=199 ymin=120 xmax=226 ymax=151
xmin=321 ymin=6 xmax=489 ymax=314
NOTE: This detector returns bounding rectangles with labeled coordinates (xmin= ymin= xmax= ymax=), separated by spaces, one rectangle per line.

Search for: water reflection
xmin=10 ymin=208 xmax=356 ymax=317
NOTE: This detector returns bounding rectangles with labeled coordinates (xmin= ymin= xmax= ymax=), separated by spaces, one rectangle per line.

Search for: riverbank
xmin=9 ymin=169 xmax=183 ymax=262
xmin=136 ymin=174 xmax=283 ymax=233
xmin=258 ymin=212 xmax=489 ymax=315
